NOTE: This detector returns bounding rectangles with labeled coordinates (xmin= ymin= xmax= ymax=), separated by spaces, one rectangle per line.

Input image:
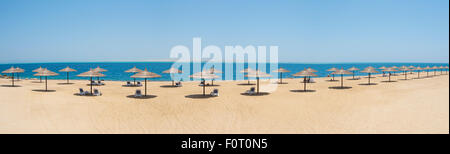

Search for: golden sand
xmin=0 ymin=74 xmax=448 ymax=134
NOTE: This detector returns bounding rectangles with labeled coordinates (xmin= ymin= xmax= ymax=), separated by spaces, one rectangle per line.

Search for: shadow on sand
xmin=273 ymin=82 xmax=289 ymax=84
xmin=381 ymin=81 xmax=397 ymax=83
xmin=237 ymin=83 xmax=256 ymax=86
xmin=32 ymin=89 xmax=56 ymax=92
xmin=358 ymin=83 xmax=378 ymax=86
xmin=121 ymin=85 xmax=142 ymax=87
xmin=57 ymin=83 xmax=75 ymax=85
xmin=326 ymin=80 xmax=339 ymax=82
xmin=185 ymin=94 xmax=216 ymax=99
xmin=290 ymin=89 xmax=316 ymax=93
xmin=1 ymin=85 xmax=21 ymax=87
xmin=160 ymin=85 xmax=181 ymax=88
xmin=347 ymin=78 xmax=361 ymax=80
xmin=126 ymin=95 xmax=157 ymax=99
xmin=328 ymin=86 xmax=352 ymax=90
xmin=31 ymin=81 xmax=44 ymax=83
xmin=240 ymin=92 xmax=270 ymax=96
xmin=198 ymin=85 xmax=220 ymax=87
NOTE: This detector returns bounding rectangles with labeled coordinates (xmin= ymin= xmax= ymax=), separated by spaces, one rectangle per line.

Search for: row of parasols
xmin=1 ymin=65 xmax=449 ymax=96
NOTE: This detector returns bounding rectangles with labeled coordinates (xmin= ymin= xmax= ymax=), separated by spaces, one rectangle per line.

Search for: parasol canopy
xmin=131 ymin=68 xmax=161 ymax=96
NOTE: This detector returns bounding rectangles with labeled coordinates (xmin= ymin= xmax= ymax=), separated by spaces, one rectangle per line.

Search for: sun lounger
xmin=97 ymin=80 xmax=105 ymax=85
xmin=245 ymin=87 xmax=256 ymax=95
xmin=199 ymin=80 xmax=205 ymax=86
xmin=93 ymin=89 xmax=102 ymax=96
xmin=126 ymin=81 xmax=132 ymax=86
xmin=79 ymin=88 xmax=89 ymax=95
xmin=210 ymin=89 xmax=219 ymax=97
xmin=134 ymin=90 xmax=142 ymax=97
xmin=136 ymin=81 xmax=142 ymax=87
xmin=175 ymin=82 xmax=182 ymax=87
xmin=90 ymin=80 xmax=98 ymax=86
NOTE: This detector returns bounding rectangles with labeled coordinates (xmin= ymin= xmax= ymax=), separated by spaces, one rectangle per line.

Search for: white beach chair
xmin=134 ymin=90 xmax=142 ymax=97
xmin=97 ymin=80 xmax=105 ymax=85
xmin=136 ymin=81 xmax=142 ymax=87
xmin=210 ymin=89 xmax=219 ymax=97
xmin=175 ymin=82 xmax=182 ymax=87
xmin=126 ymin=81 xmax=132 ymax=86
xmin=79 ymin=88 xmax=89 ymax=95
xmin=245 ymin=87 xmax=256 ymax=95
xmin=90 ymin=80 xmax=98 ymax=86
xmin=93 ymin=89 xmax=102 ymax=96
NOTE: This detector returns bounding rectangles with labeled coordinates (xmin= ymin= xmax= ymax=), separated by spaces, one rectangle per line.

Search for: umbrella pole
xmin=341 ymin=74 xmax=343 ymax=88
xmin=40 ymin=76 xmax=42 ymax=83
xmin=90 ymin=77 xmax=93 ymax=95
xmin=172 ymin=80 xmax=174 ymax=86
xmin=352 ymin=71 xmax=355 ymax=79
xmin=212 ymin=79 xmax=214 ymax=86
xmin=304 ymin=77 xmax=307 ymax=91
xmin=145 ymin=78 xmax=147 ymax=96
xmin=45 ymin=76 xmax=48 ymax=91
xmin=332 ymin=74 xmax=335 ymax=81
xmin=389 ymin=72 xmax=391 ymax=82
xmin=368 ymin=73 xmax=371 ymax=85
xmin=67 ymin=72 xmax=69 ymax=84
xmin=12 ymin=73 xmax=14 ymax=86
xmin=248 ymin=80 xmax=250 ymax=85
xmin=203 ymin=82 xmax=205 ymax=96
xmin=257 ymin=77 xmax=260 ymax=94
xmin=405 ymin=71 xmax=407 ymax=80
xmin=280 ymin=72 xmax=283 ymax=84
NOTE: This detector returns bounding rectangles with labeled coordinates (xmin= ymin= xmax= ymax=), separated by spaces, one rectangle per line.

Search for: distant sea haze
xmin=0 ymin=62 xmax=448 ymax=81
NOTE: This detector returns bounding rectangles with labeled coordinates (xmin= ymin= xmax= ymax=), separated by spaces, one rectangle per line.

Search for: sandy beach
xmin=0 ymin=73 xmax=448 ymax=134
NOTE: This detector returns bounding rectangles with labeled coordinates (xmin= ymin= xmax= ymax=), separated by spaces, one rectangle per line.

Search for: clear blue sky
xmin=0 ymin=0 xmax=448 ymax=64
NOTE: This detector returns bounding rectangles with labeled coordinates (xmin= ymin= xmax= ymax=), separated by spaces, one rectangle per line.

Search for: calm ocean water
xmin=0 ymin=62 xmax=448 ymax=81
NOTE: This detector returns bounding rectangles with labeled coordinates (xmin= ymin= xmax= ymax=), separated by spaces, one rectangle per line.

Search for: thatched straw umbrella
xmin=131 ymin=68 xmax=161 ymax=96
xmin=327 ymin=67 xmax=339 ymax=81
xmin=360 ymin=67 xmax=379 ymax=85
xmin=424 ymin=66 xmax=431 ymax=77
xmin=77 ymin=69 xmax=105 ymax=94
xmin=33 ymin=67 xmax=45 ymax=83
xmin=59 ymin=66 xmax=77 ymax=84
xmin=415 ymin=66 xmax=423 ymax=78
xmin=162 ymin=68 xmax=182 ymax=86
xmin=240 ymin=68 xmax=256 ymax=85
xmin=439 ymin=66 xmax=444 ymax=75
xmin=2 ymin=67 xmax=19 ymax=86
xmin=190 ymin=71 xmax=219 ymax=96
xmin=347 ymin=66 xmax=360 ymax=80
xmin=304 ymin=67 xmax=318 ymax=81
xmin=398 ymin=66 xmax=410 ymax=80
xmin=378 ymin=66 xmax=387 ymax=75
xmin=206 ymin=66 xmax=222 ymax=86
xmin=245 ymin=70 xmax=272 ymax=94
xmin=14 ymin=67 xmax=24 ymax=81
xmin=382 ymin=67 xmax=398 ymax=82
xmin=292 ymin=70 xmax=317 ymax=91
xmin=33 ymin=68 xmax=59 ymax=91
xmin=93 ymin=66 xmax=107 ymax=81
xmin=331 ymin=68 xmax=353 ymax=88
xmin=432 ymin=66 xmax=439 ymax=76
xmin=273 ymin=68 xmax=290 ymax=84
xmin=125 ymin=66 xmax=143 ymax=85
xmin=408 ymin=66 xmax=416 ymax=74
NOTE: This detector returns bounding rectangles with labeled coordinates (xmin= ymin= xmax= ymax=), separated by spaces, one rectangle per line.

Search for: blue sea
xmin=0 ymin=62 xmax=448 ymax=81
